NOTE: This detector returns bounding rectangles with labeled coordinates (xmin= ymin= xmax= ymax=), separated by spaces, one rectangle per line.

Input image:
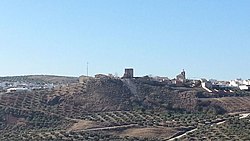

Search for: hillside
xmin=45 ymin=77 xmax=202 ymax=114
xmin=0 ymin=75 xmax=78 ymax=84
xmin=0 ymin=76 xmax=249 ymax=140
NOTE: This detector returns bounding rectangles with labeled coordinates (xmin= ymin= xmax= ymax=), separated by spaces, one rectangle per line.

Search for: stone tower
xmin=123 ymin=68 xmax=134 ymax=78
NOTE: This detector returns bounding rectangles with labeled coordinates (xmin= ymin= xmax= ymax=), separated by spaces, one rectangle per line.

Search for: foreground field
xmin=0 ymin=99 xmax=248 ymax=141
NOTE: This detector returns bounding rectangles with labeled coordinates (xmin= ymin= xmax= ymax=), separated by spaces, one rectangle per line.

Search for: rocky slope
xmin=49 ymin=77 xmax=224 ymax=114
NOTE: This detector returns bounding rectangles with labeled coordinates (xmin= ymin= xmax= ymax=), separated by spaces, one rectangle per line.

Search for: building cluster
xmin=79 ymin=68 xmax=197 ymax=86
xmin=229 ymin=79 xmax=250 ymax=90
xmin=201 ymin=78 xmax=250 ymax=92
xmin=80 ymin=68 xmax=188 ymax=85
xmin=79 ymin=67 xmax=249 ymax=92
xmin=121 ymin=68 xmax=250 ymax=92
xmin=0 ymin=81 xmax=55 ymax=93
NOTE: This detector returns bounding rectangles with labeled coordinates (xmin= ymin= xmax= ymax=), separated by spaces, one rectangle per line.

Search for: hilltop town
xmin=80 ymin=68 xmax=250 ymax=93
xmin=2 ymin=68 xmax=249 ymax=94
xmin=0 ymin=75 xmax=78 ymax=93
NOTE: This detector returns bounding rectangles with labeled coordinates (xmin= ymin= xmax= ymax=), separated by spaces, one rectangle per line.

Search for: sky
xmin=0 ymin=0 xmax=250 ymax=80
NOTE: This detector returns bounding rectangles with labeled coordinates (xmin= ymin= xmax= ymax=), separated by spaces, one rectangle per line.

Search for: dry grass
xmin=67 ymin=119 xmax=102 ymax=131
xmin=209 ymin=96 xmax=250 ymax=112
xmin=113 ymin=127 xmax=178 ymax=139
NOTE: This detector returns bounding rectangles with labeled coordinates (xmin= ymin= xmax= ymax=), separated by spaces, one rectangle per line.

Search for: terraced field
xmin=178 ymin=115 xmax=250 ymax=141
xmin=0 ymin=75 xmax=78 ymax=84
xmin=0 ymin=91 xmax=241 ymax=141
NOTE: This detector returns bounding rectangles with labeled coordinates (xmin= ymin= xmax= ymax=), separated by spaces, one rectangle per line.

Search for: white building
xmin=6 ymin=87 xmax=30 ymax=93
xmin=229 ymin=80 xmax=240 ymax=87
xmin=153 ymin=76 xmax=170 ymax=82
xmin=229 ymin=79 xmax=250 ymax=91
xmin=243 ymin=80 xmax=250 ymax=85
xmin=239 ymin=85 xmax=249 ymax=90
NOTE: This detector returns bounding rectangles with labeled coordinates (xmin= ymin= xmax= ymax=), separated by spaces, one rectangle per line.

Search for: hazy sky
xmin=0 ymin=0 xmax=250 ymax=80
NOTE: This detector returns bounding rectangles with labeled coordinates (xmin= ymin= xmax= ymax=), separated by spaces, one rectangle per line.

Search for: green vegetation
xmin=178 ymin=116 xmax=250 ymax=141
xmin=0 ymin=75 xmax=78 ymax=84
xmin=0 ymin=76 xmax=249 ymax=140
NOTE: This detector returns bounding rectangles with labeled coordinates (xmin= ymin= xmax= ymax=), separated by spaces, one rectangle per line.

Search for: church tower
xmin=181 ymin=69 xmax=186 ymax=79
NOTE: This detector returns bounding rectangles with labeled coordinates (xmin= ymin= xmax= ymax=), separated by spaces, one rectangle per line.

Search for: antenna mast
xmin=87 ymin=62 xmax=89 ymax=77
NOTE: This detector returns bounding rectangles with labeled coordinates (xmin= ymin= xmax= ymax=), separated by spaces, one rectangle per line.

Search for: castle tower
xmin=123 ymin=68 xmax=134 ymax=78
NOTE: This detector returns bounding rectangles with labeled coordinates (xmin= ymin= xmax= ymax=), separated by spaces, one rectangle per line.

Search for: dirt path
xmin=122 ymin=79 xmax=137 ymax=95
xmin=167 ymin=112 xmax=250 ymax=141
xmin=76 ymin=124 xmax=138 ymax=132
xmin=239 ymin=113 xmax=250 ymax=119
xmin=168 ymin=128 xmax=197 ymax=141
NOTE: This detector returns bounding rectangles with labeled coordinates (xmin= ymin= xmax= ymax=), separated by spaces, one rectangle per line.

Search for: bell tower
xmin=181 ymin=69 xmax=186 ymax=79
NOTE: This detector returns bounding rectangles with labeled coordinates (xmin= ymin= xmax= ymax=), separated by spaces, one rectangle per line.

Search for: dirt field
xmin=206 ymin=96 xmax=250 ymax=112
xmin=67 ymin=119 xmax=102 ymax=131
xmin=112 ymin=127 xmax=179 ymax=139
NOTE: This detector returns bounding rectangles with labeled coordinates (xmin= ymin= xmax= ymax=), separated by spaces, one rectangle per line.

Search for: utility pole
xmin=87 ymin=62 xmax=89 ymax=77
